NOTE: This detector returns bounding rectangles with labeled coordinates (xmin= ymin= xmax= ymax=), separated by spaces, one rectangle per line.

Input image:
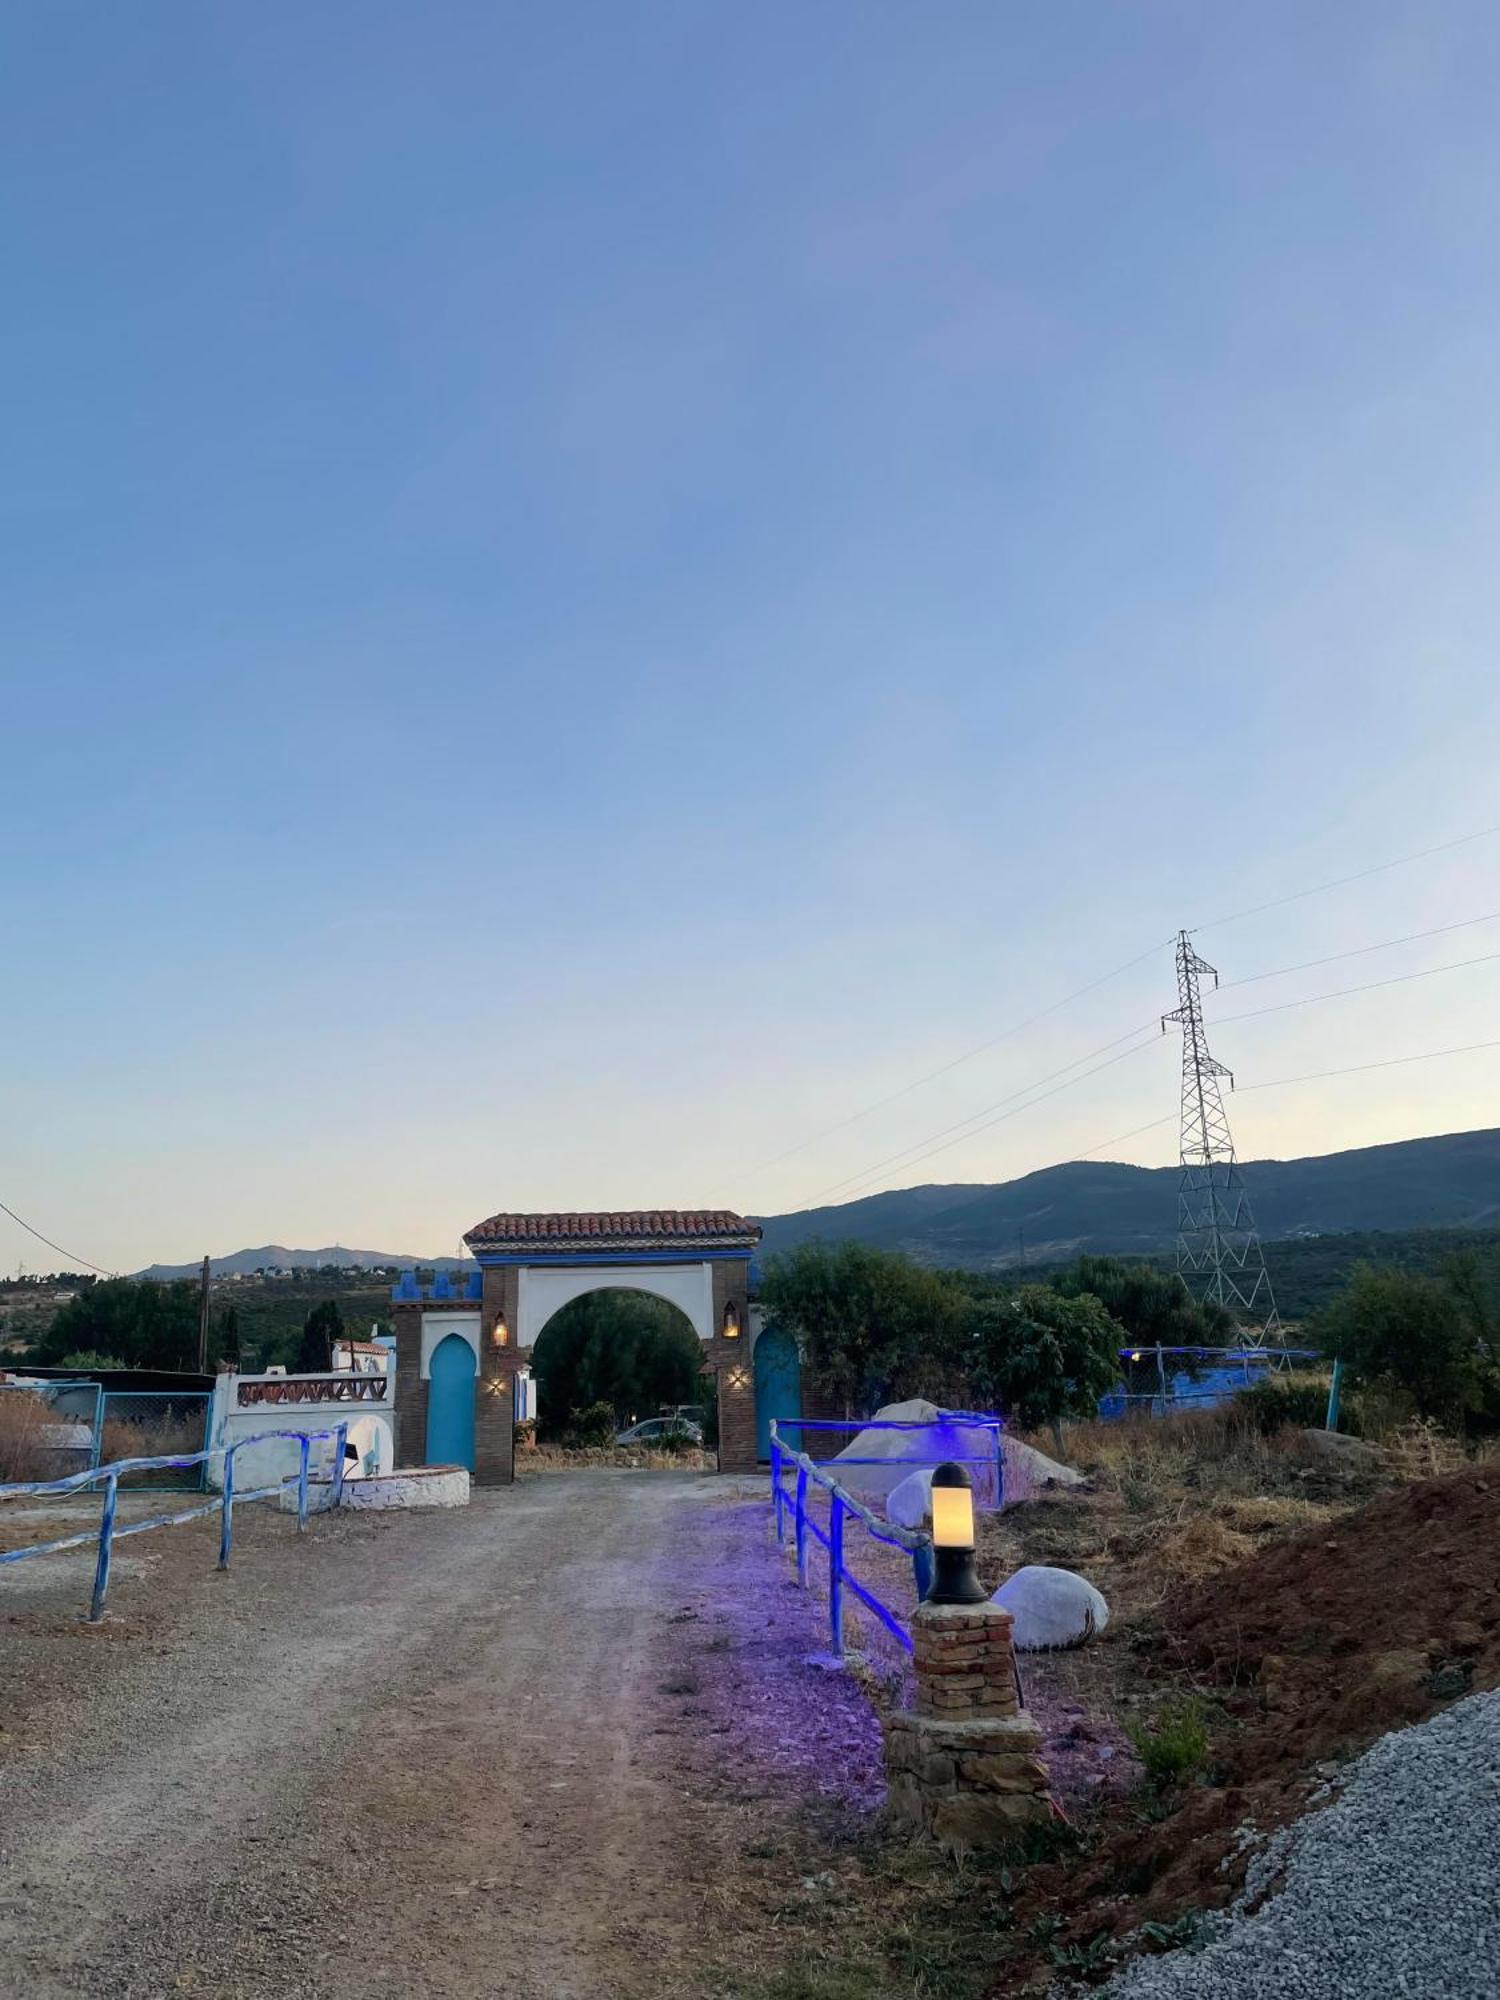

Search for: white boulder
xmin=1002 ymin=1437 xmax=1088 ymax=1500
xmin=886 ymin=1467 xmax=934 ymax=1528
xmin=993 ymin=1564 xmax=1109 ymax=1650
xmin=831 ymin=1398 xmax=1001 ymax=1508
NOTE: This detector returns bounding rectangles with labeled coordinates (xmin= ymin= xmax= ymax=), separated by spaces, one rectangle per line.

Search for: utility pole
xmin=1163 ymin=931 xmax=1283 ymax=1352
xmin=196 ymin=1255 xmax=212 ymax=1372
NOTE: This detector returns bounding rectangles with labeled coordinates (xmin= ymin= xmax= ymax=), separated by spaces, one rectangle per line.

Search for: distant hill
xmin=755 ymin=1127 xmax=1500 ymax=1270
xmin=134 ymin=1245 xmax=473 ymax=1280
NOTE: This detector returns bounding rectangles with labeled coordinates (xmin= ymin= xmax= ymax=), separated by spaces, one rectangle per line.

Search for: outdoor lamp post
xmin=927 ymin=1461 xmax=988 ymax=1605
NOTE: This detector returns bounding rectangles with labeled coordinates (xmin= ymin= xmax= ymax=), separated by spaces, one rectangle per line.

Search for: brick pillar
xmin=710 ymin=1258 xmax=755 ymax=1472
xmin=474 ymin=1265 xmax=520 ymax=1487
xmin=885 ymin=1601 xmax=1052 ymax=1845
xmin=392 ymin=1303 xmax=426 ymax=1469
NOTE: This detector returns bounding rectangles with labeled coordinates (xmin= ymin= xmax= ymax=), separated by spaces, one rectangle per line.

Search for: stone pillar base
xmin=885 ymin=1599 xmax=1053 ymax=1845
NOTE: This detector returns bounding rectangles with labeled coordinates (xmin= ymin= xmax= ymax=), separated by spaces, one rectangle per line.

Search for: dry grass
xmin=0 ymin=1389 xmax=56 ymax=1483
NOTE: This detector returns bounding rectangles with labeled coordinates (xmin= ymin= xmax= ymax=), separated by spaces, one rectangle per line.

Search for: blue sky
xmin=4 ymin=2 xmax=1500 ymax=1269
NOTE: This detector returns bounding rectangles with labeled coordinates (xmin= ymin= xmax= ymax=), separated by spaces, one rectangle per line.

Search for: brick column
xmin=885 ymin=1601 xmax=1052 ymax=1845
xmin=392 ymin=1303 xmax=426 ymax=1469
xmin=712 ymin=1258 xmax=755 ymax=1472
xmin=474 ymin=1265 xmax=520 ymax=1487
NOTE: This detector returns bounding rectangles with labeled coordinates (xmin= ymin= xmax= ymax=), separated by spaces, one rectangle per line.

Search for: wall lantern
xmin=927 ymin=1462 xmax=988 ymax=1605
xmin=721 ymin=1302 xmax=741 ymax=1339
xmin=490 ymin=1314 xmax=509 ymax=1350
xmin=726 ymin=1365 xmax=750 ymax=1393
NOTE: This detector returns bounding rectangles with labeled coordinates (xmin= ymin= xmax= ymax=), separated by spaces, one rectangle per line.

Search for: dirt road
xmin=0 ymin=1471 xmax=885 ymax=2000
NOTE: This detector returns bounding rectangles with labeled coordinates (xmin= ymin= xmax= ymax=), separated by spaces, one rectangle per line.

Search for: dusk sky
xmin=5 ymin=3 xmax=1500 ymax=1271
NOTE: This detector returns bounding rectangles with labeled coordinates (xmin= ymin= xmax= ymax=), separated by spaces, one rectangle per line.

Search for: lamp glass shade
xmin=491 ymin=1317 xmax=509 ymax=1349
xmin=722 ymin=1303 xmax=741 ymax=1337
xmin=931 ymin=1481 xmax=975 ymax=1550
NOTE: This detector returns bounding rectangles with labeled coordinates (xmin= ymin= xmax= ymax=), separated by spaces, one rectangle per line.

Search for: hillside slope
xmin=756 ymin=1126 xmax=1500 ymax=1268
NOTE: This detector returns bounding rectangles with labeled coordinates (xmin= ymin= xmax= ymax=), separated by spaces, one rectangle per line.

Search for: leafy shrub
xmin=563 ymin=1399 xmax=617 ymax=1448
xmin=1235 ymin=1372 xmax=1362 ymax=1438
xmin=1126 ymin=1697 xmax=1211 ymax=1787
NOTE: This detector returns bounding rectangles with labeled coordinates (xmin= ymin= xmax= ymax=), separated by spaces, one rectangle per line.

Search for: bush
xmin=1235 ymin=1372 xmax=1360 ymax=1437
xmin=564 ymin=1400 xmax=617 ymax=1448
xmin=1126 ymin=1697 xmax=1211 ymax=1787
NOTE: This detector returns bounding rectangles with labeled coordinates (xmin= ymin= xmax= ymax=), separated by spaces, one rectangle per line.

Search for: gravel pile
xmin=1105 ymin=1686 xmax=1500 ymax=1999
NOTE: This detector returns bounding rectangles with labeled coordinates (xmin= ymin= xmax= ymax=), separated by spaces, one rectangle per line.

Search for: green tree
xmin=1052 ymin=1255 xmax=1233 ymax=1348
xmin=531 ymin=1290 xmax=705 ymax=1439
xmin=1314 ymin=1261 xmax=1499 ymax=1429
xmin=39 ymin=1278 xmax=202 ymax=1370
xmin=758 ymin=1242 xmax=967 ymax=1412
xmin=296 ymin=1299 xmax=344 ymax=1375
xmin=964 ymin=1283 xmax=1122 ymax=1452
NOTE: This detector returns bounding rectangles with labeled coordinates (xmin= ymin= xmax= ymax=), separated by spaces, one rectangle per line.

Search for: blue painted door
xmin=754 ymin=1325 xmax=802 ymax=1462
xmin=426 ymin=1333 xmax=477 ymax=1469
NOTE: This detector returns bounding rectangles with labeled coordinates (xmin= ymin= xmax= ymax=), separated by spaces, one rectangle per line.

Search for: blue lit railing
xmin=767 ymin=1413 xmax=1004 ymax=1662
xmin=0 ymin=1424 xmax=349 ymax=1622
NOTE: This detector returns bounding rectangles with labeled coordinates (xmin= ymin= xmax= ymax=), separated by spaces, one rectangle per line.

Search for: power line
xmin=1218 ymin=909 xmax=1500 ymax=991
xmin=1209 ymin=946 xmax=1500 ymax=1030
xmin=1196 ymin=820 xmax=1500 ymax=934
xmin=0 ymin=1199 xmax=115 ymax=1277
xmin=802 ymin=1019 xmax=1159 ymax=1204
xmin=744 ymin=934 xmax=1176 ymax=1178
xmin=1235 ymin=1037 xmax=1500 ymax=1094
xmin=805 ymin=1030 xmax=1166 ymax=1208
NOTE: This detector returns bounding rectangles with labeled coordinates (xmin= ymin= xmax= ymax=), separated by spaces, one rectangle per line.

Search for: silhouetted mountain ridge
xmin=754 ymin=1127 xmax=1500 ymax=1268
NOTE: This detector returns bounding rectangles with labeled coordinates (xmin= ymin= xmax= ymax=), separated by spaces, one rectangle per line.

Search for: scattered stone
xmin=993 ymin=1564 xmax=1109 ymax=1650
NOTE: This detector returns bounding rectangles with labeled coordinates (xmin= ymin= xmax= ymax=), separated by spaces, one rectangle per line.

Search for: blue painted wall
xmin=426 ymin=1333 xmax=477 ymax=1470
xmin=754 ymin=1325 xmax=802 ymax=1463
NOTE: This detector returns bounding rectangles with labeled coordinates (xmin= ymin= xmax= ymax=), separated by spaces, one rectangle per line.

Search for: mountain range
xmin=134 ymin=1245 xmax=473 ymax=1281
xmin=134 ymin=1128 xmax=1500 ymax=1281
xmin=753 ymin=1127 xmax=1500 ymax=1268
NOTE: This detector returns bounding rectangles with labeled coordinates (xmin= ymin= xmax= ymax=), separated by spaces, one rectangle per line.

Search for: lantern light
xmin=722 ymin=1301 xmax=741 ymax=1339
xmin=926 ymin=1462 xmax=987 ymax=1604
xmin=490 ymin=1314 xmax=509 ymax=1350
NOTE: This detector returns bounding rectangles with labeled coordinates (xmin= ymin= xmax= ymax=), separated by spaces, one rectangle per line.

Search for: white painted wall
xmin=517 ymin=1261 xmax=714 ymax=1348
xmin=206 ymin=1373 xmax=393 ymax=1492
xmin=418 ymin=1310 xmax=482 ymax=1379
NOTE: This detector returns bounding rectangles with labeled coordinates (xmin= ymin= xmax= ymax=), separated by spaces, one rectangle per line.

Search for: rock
xmin=1003 ymin=1437 xmax=1088 ymax=1495
xmin=993 ymin=1565 xmax=1109 ymax=1651
xmin=887 ymin=1468 xmax=933 ymax=1528
xmin=1297 ymin=1427 xmax=1384 ymax=1467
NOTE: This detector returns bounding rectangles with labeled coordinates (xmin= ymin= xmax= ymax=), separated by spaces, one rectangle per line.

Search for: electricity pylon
xmin=1163 ymin=930 xmax=1283 ymax=1348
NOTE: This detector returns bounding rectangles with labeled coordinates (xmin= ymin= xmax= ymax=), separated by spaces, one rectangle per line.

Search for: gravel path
xmin=1105 ymin=1686 xmax=1500 ymax=2000
xmin=0 ymin=1470 xmax=860 ymax=2000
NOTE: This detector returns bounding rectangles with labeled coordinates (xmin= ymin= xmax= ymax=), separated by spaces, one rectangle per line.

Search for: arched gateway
xmin=391 ymin=1210 xmax=764 ymax=1483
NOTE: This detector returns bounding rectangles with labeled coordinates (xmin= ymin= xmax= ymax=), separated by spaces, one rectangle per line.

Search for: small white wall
xmin=418 ymin=1310 xmax=482 ymax=1379
xmin=518 ymin=1261 xmax=714 ymax=1349
xmin=206 ymin=1373 xmax=393 ymax=1492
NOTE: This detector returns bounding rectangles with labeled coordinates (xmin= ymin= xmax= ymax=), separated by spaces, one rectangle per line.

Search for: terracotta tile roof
xmin=463 ymin=1209 xmax=761 ymax=1255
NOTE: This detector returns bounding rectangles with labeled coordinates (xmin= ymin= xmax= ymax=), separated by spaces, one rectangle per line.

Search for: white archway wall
xmin=518 ymin=1261 xmax=715 ymax=1349
xmin=419 ymin=1310 xmax=482 ymax=1379
xmin=344 ymin=1415 xmax=394 ymax=1478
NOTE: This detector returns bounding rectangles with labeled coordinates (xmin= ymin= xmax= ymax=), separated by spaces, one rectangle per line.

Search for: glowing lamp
xmin=490 ymin=1314 xmax=509 ymax=1350
xmin=722 ymin=1302 xmax=741 ymax=1339
xmin=927 ymin=1462 xmax=987 ymax=1605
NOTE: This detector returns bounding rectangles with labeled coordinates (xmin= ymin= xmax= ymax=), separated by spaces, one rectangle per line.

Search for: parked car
xmin=614 ymin=1415 xmax=704 ymax=1448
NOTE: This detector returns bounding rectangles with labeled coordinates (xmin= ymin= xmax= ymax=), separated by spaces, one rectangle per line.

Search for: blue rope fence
xmin=0 ymin=1424 xmax=349 ymax=1621
xmin=767 ymin=1414 xmax=1004 ymax=1662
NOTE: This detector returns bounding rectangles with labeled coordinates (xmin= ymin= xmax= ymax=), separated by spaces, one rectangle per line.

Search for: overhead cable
xmin=0 ymin=1199 xmax=116 ymax=1277
xmin=744 ymin=934 xmax=1176 ymax=1178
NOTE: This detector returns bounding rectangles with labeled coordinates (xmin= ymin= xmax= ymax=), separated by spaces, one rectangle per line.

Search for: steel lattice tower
xmin=1163 ymin=930 xmax=1283 ymax=1346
